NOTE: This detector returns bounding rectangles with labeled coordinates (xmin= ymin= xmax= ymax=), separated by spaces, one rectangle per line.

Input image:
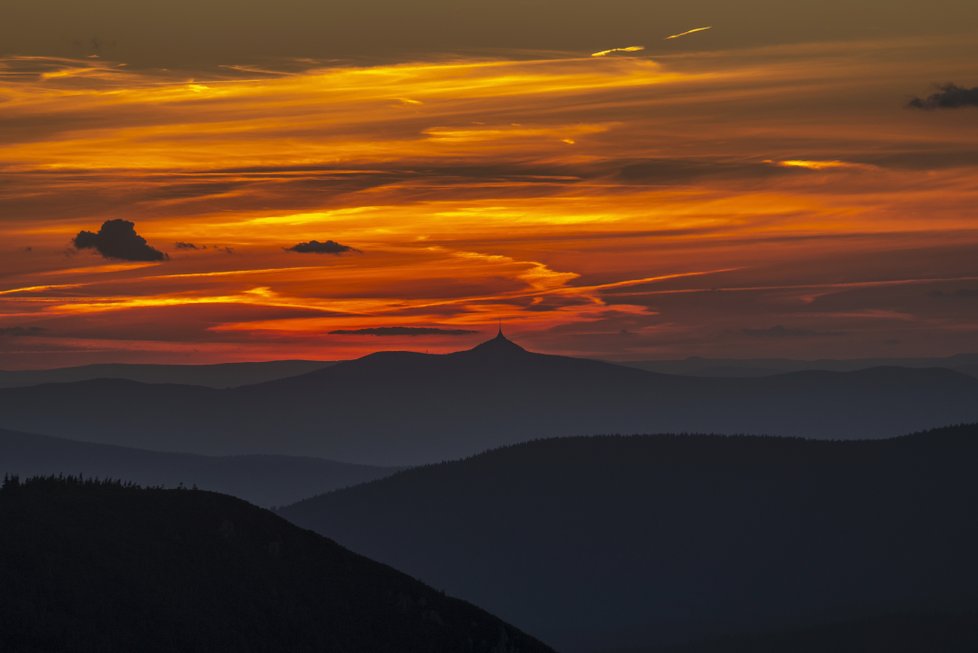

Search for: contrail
xmin=591 ymin=45 xmax=645 ymax=57
xmin=664 ymin=26 xmax=712 ymax=40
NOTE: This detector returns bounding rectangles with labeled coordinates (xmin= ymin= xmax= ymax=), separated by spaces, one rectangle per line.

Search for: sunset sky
xmin=2 ymin=0 xmax=977 ymax=368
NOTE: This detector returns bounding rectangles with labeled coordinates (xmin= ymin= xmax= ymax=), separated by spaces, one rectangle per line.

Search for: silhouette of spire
xmin=466 ymin=321 xmax=527 ymax=355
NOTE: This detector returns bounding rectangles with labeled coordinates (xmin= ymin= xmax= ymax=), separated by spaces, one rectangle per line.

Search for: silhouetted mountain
xmin=0 ymin=476 xmax=554 ymax=653
xmin=622 ymin=352 xmax=978 ymax=378
xmin=280 ymin=425 xmax=978 ymax=652
xmin=1 ymin=334 xmax=978 ymax=465
xmin=0 ymin=428 xmax=399 ymax=507
xmin=0 ymin=360 xmax=333 ymax=389
xmin=957 ymin=363 xmax=978 ymax=379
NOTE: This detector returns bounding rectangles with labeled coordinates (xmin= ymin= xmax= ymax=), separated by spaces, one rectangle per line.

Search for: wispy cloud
xmin=0 ymin=326 xmax=46 ymax=337
xmin=330 ymin=326 xmax=479 ymax=336
xmin=768 ymin=159 xmax=876 ymax=171
xmin=665 ymin=26 xmax=712 ymax=41
xmin=591 ymin=45 xmax=645 ymax=58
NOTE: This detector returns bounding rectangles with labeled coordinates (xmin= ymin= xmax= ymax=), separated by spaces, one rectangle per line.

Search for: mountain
xmin=0 ymin=360 xmax=334 ymax=389
xmin=622 ymin=352 xmax=978 ymax=378
xmin=1 ymin=333 xmax=978 ymax=465
xmin=0 ymin=427 xmax=399 ymax=507
xmin=279 ymin=425 xmax=978 ymax=652
xmin=0 ymin=476 xmax=555 ymax=653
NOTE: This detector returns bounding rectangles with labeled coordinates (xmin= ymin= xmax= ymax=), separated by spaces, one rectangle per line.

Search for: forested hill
xmin=0 ymin=476 xmax=555 ymax=653
xmin=0 ymin=427 xmax=399 ymax=507
xmin=281 ymin=424 xmax=978 ymax=652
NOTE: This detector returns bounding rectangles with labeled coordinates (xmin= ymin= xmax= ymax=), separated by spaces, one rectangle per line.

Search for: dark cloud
xmin=330 ymin=327 xmax=478 ymax=336
xmin=523 ymin=295 xmax=592 ymax=312
xmin=286 ymin=240 xmax=359 ymax=255
xmin=173 ymin=242 xmax=235 ymax=254
xmin=929 ymin=288 xmax=978 ymax=298
xmin=908 ymin=84 xmax=978 ymax=110
xmin=742 ymin=325 xmax=843 ymax=338
xmin=612 ymin=156 xmax=865 ymax=187
xmin=0 ymin=326 xmax=46 ymax=337
xmin=617 ymin=159 xmax=772 ymax=184
xmin=73 ymin=219 xmax=167 ymax=261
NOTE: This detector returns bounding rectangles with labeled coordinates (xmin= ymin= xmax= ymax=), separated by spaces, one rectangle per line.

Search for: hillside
xmin=280 ymin=424 xmax=978 ymax=652
xmin=0 ymin=476 xmax=555 ymax=653
xmin=640 ymin=610 xmax=978 ymax=653
xmin=1 ymin=334 xmax=977 ymax=465
xmin=0 ymin=428 xmax=399 ymax=507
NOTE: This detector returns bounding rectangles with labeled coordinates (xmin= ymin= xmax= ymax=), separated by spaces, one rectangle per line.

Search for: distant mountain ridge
xmin=622 ymin=352 xmax=978 ymax=378
xmin=280 ymin=424 xmax=978 ymax=652
xmin=0 ymin=360 xmax=334 ymax=389
xmin=0 ymin=477 xmax=554 ymax=653
xmin=1 ymin=333 xmax=977 ymax=465
xmin=0 ymin=427 xmax=400 ymax=507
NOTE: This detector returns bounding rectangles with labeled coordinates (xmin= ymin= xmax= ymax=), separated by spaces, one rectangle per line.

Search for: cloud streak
xmin=0 ymin=326 xmax=46 ymax=337
xmin=741 ymin=325 xmax=843 ymax=338
xmin=591 ymin=45 xmax=645 ymax=58
xmin=330 ymin=327 xmax=479 ymax=336
xmin=665 ymin=26 xmax=712 ymax=40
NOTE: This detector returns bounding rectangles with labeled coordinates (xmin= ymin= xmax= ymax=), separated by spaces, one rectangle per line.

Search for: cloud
xmin=665 ymin=26 xmax=712 ymax=41
xmin=929 ymin=288 xmax=978 ymax=298
xmin=616 ymin=158 xmax=784 ymax=184
xmin=591 ymin=45 xmax=645 ymax=58
xmin=285 ymin=240 xmax=359 ymax=255
xmin=771 ymin=159 xmax=873 ymax=171
xmin=0 ymin=326 xmax=46 ymax=337
xmin=173 ymin=242 xmax=234 ymax=254
xmin=742 ymin=325 xmax=842 ymax=338
xmin=330 ymin=326 xmax=478 ymax=336
xmin=908 ymin=84 xmax=978 ymax=110
xmin=73 ymin=219 xmax=167 ymax=261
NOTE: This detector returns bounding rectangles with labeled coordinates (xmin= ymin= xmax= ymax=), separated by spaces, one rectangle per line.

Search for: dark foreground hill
xmin=0 ymin=476 xmax=554 ymax=653
xmin=280 ymin=424 xmax=978 ymax=652
xmin=2 ymin=333 xmax=978 ymax=464
xmin=640 ymin=610 xmax=978 ymax=653
xmin=0 ymin=428 xmax=399 ymax=507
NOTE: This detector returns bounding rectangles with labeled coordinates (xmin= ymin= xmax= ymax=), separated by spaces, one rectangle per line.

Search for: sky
xmin=1 ymin=0 xmax=977 ymax=368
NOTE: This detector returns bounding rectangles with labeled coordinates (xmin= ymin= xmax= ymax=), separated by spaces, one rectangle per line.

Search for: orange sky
xmin=2 ymin=33 xmax=978 ymax=367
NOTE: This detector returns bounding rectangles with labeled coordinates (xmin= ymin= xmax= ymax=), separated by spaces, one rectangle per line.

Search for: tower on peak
xmin=465 ymin=324 xmax=528 ymax=355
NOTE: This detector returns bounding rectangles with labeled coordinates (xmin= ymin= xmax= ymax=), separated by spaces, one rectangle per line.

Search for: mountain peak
xmin=465 ymin=329 xmax=528 ymax=356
